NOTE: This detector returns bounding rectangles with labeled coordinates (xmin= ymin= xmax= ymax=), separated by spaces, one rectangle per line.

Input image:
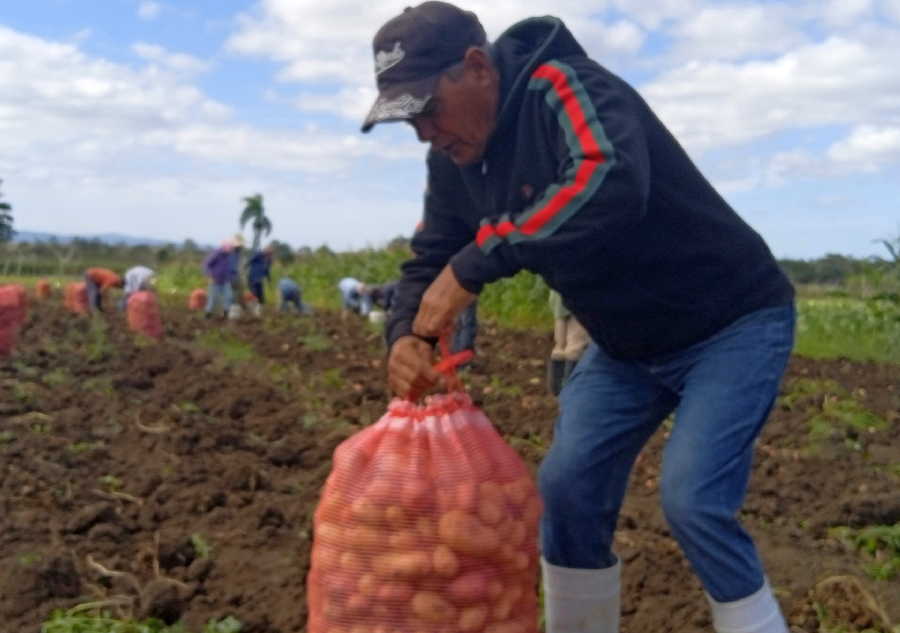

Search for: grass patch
xmin=795 ymin=297 xmax=900 ymax=364
xmin=829 ymin=524 xmax=900 ymax=581
xmin=780 ymin=378 xmax=888 ymax=452
xmin=195 ymin=330 xmax=255 ymax=362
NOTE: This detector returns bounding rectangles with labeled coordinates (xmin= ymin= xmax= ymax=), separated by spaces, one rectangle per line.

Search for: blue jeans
xmin=538 ymin=304 xmax=795 ymax=602
xmin=249 ymin=280 xmax=266 ymax=304
xmin=452 ymin=301 xmax=478 ymax=353
xmin=341 ymin=289 xmax=372 ymax=316
xmin=205 ymin=282 xmax=233 ymax=314
xmin=84 ymin=275 xmax=102 ymax=311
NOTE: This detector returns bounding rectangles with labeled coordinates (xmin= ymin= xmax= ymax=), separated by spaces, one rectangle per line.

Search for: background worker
xmin=278 ymin=277 xmax=310 ymax=314
xmin=202 ymin=240 xmax=235 ymax=318
xmin=120 ymin=265 xmax=155 ymax=311
xmin=247 ymin=244 xmax=274 ymax=305
xmin=337 ymin=276 xmax=373 ymax=317
xmin=83 ymin=267 xmax=123 ymax=313
xmin=547 ymin=289 xmax=589 ymax=395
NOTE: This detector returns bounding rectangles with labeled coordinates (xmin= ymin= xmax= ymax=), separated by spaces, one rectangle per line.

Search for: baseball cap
xmin=361 ymin=1 xmax=486 ymax=133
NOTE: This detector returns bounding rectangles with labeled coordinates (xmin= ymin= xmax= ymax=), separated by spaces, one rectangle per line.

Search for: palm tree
xmin=0 ymin=179 xmax=14 ymax=244
xmin=239 ymin=193 xmax=273 ymax=251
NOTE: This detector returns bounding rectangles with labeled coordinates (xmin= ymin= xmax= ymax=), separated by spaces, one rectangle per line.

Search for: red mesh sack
xmin=188 ymin=288 xmax=207 ymax=310
xmin=0 ymin=284 xmax=28 ymax=357
xmin=127 ymin=291 xmax=163 ymax=339
xmin=64 ymin=282 xmax=88 ymax=315
xmin=35 ymin=279 xmax=52 ymax=300
xmin=307 ymin=343 xmax=542 ymax=633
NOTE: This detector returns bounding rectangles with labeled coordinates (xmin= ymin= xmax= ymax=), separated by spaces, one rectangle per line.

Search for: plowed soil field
xmin=1 ymin=298 xmax=898 ymax=632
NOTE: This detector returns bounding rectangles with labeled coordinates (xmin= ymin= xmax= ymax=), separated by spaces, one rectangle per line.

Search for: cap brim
xmin=360 ymin=74 xmax=441 ymax=133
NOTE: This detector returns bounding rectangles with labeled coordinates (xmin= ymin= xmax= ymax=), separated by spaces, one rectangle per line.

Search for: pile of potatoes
xmin=126 ymin=290 xmax=163 ymax=340
xmin=308 ymin=395 xmax=541 ymax=633
xmin=64 ymin=281 xmax=88 ymax=315
xmin=188 ymin=288 xmax=207 ymax=311
xmin=35 ymin=279 xmax=52 ymax=300
xmin=0 ymin=284 xmax=27 ymax=356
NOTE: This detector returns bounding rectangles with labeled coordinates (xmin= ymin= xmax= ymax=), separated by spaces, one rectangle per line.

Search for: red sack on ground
xmin=35 ymin=279 xmax=52 ymax=300
xmin=307 ymin=344 xmax=542 ymax=633
xmin=127 ymin=291 xmax=163 ymax=339
xmin=244 ymin=290 xmax=257 ymax=304
xmin=64 ymin=282 xmax=88 ymax=315
xmin=0 ymin=284 xmax=28 ymax=356
xmin=188 ymin=288 xmax=207 ymax=310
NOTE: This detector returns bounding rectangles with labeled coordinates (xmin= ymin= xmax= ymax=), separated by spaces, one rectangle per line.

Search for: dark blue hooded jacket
xmin=386 ymin=16 xmax=793 ymax=360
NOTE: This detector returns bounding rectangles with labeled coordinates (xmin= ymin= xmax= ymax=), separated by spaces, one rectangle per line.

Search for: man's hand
xmin=412 ymin=264 xmax=477 ymax=338
xmin=388 ymin=335 xmax=442 ymax=400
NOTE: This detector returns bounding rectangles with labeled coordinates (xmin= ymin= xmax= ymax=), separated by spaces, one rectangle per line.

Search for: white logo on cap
xmin=375 ymin=41 xmax=405 ymax=76
xmin=370 ymin=93 xmax=428 ymax=121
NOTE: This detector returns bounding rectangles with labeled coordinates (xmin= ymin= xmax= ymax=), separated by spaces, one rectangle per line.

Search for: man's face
xmin=409 ymin=62 xmax=497 ymax=166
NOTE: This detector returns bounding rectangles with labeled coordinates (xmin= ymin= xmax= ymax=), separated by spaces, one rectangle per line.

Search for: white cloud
xmin=0 ymin=25 xmax=419 ymax=176
xmin=138 ymin=1 xmax=162 ymax=21
xmin=823 ymin=0 xmax=873 ymax=26
xmin=610 ymin=0 xmax=704 ymax=30
xmin=827 ymin=125 xmax=900 ymax=170
xmin=132 ymin=42 xmax=211 ymax=74
xmin=227 ymin=1 xmax=644 ymax=118
xmin=671 ymin=5 xmax=807 ymax=61
xmin=882 ymin=0 xmax=900 ymax=22
xmin=641 ymin=34 xmax=900 ymax=152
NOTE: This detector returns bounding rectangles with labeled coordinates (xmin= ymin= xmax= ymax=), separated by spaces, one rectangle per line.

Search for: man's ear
xmin=463 ymin=47 xmax=494 ymax=85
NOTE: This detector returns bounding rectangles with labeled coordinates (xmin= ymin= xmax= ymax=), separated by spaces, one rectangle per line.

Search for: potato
xmin=415 ymin=516 xmax=436 ymax=542
xmin=345 ymin=525 xmax=381 ymax=549
xmin=315 ymin=546 xmax=340 ymax=570
xmin=449 ymin=571 xmax=492 ymax=604
xmin=388 ymin=530 xmax=418 ymax=550
xmin=350 ymin=498 xmax=383 ymax=523
xmin=384 ymin=505 xmax=408 ymax=526
xmin=479 ymin=481 xmax=504 ymax=500
xmin=372 ymin=551 xmax=431 ymax=579
xmin=507 ymin=521 xmax=527 ymax=547
xmin=339 ymin=551 xmax=364 ymax=572
xmin=376 ymin=580 xmax=414 ymax=602
xmin=357 ymin=573 xmax=377 ymax=597
xmin=508 ymin=552 xmax=529 ymax=572
xmin=346 ymin=593 xmax=370 ymax=614
xmin=459 ymin=604 xmax=489 ymax=632
xmin=316 ymin=522 xmax=344 ymax=545
xmin=478 ymin=498 xmax=504 ymax=526
xmin=492 ymin=595 xmax=514 ymax=621
xmin=502 ymin=478 xmax=531 ymax=505
xmin=487 ymin=580 xmax=504 ymax=601
xmin=433 ymin=544 xmax=460 ymax=577
xmin=412 ymin=591 xmax=457 ymax=623
xmin=438 ymin=510 xmax=500 ymax=555
xmin=400 ymin=479 xmax=432 ymax=508
xmin=523 ymin=497 xmax=542 ymax=523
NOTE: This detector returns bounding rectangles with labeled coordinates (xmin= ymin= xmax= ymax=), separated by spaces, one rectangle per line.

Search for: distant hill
xmin=13 ymin=230 xmax=179 ymax=246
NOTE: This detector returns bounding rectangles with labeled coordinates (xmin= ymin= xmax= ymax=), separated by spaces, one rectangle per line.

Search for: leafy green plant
xmin=190 ymin=533 xmax=213 ymax=560
xmin=829 ymin=524 xmax=900 ymax=581
xmin=195 ymin=331 xmax=255 ymax=362
xmin=98 ymin=475 xmax=123 ymax=491
xmin=298 ymin=332 xmax=331 ymax=352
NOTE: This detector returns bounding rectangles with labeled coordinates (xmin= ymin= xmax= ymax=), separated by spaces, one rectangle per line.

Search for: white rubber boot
xmin=707 ymin=580 xmax=788 ymax=633
xmin=541 ymin=558 xmax=620 ymax=633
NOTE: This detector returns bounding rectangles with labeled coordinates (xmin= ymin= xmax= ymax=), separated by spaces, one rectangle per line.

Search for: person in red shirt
xmin=84 ymin=267 xmax=123 ymax=312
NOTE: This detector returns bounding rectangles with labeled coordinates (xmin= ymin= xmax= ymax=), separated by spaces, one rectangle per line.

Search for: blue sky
xmin=1 ymin=0 xmax=898 ymax=259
